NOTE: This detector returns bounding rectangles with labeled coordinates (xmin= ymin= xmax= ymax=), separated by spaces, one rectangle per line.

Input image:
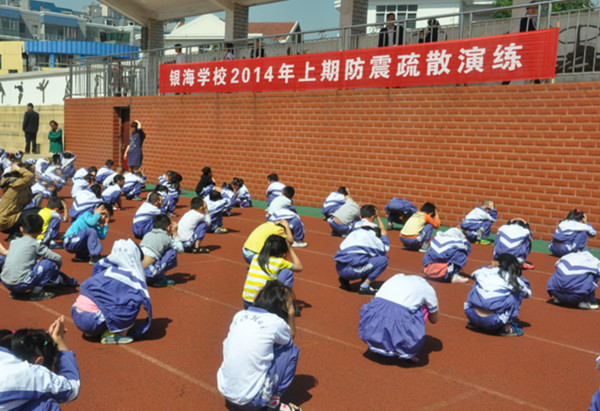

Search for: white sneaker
xmin=291 ymin=241 xmax=308 ymax=248
xmin=578 ymin=301 xmax=599 ymax=310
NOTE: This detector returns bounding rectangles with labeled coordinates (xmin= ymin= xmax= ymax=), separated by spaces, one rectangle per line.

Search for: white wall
xmin=0 ymin=68 xmax=69 ymax=106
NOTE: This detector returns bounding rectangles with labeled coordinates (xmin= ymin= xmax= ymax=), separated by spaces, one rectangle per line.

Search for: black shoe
xmin=72 ymin=255 xmax=90 ymax=263
xmin=9 ymin=292 xmax=29 ymax=300
xmin=358 ymin=285 xmax=377 ymax=295
xmin=29 ymin=290 xmax=55 ymax=301
xmin=89 ymin=256 xmax=102 ymax=265
xmin=338 ymin=277 xmax=351 ymax=290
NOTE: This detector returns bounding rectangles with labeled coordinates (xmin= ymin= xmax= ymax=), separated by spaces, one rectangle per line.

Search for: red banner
xmin=160 ymin=28 xmax=558 ymax=94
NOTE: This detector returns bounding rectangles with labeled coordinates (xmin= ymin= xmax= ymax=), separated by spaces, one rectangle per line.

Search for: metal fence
xmin=68 ymin=1 xmax=600 ymax=98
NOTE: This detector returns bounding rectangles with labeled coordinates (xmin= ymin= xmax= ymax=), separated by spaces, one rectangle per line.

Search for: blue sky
xmin=50 ymin=0 xmax=341 ymax=33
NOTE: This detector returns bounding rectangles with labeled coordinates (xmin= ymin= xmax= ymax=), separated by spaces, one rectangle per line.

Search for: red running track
xmin=1 ymin=197 xmax=599 ymax=410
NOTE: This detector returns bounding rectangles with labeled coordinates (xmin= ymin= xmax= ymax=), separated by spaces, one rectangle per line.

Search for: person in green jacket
xmin=48 ymin=120 xmax=63 ymax=154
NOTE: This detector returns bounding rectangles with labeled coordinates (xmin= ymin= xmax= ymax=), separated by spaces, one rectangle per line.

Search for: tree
xmin=492 ymin=1 xmax=595 ymax=19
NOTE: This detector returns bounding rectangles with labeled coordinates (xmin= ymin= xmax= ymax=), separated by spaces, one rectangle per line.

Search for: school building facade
xmin=63 ymin=81 xmax=600 ymax=248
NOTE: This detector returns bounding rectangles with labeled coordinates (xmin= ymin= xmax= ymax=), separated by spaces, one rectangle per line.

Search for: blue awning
xmin=0 ymin=7 xmax=21 ymax=19
xmin=24 ymin=40 xmax=139 ymax=57
xmin=40 ymin=14 xmax=79 ymax=28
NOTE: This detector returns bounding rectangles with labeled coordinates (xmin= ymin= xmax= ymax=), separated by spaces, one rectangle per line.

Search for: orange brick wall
xmin=64 ymin=82 xmax=600 ymax=247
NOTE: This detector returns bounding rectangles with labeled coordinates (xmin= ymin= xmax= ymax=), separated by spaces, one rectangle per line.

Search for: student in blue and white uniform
xmin=334 ymin=205 xmax=389 ymax=295
xmin=69 ymin=183 xmax=102 ymax=221
xmin=384 ymin=197 xmax=417 ymax=229
xmin=218 ymin=281 xmax=301 ymax=411
xmin=0 ymin=315 xmax=80 ymax=409
xmin=39 ymin=164 xmax=65 ymax=193
xmin=493 ymin=218 xmax=534 ymax=270
xmin=60 ymin=152 xmax=78 ymax=180
xmin=221 ymin=182 xmax=237 ymax=215
xmin=64 ymin=203 xmax=112 ymax=264
xmin=232 ymin=177 xmax=251 ymax=208
xmin=206 ymin=189 xmax=230 ymax=234
xmin=328 ymin=193 xmax=360 ymax=237
xmin=27 ymin=180 xmax=56 ymax=209
xmin=464 ymin=254 xmax=532 ymax=336
xmin=359 ymin=273 xmax=439 ymax=363
xmin=460 ymin=200 xmax=498 ymax=244
xmin=34 ymin=156 xmax=51 ymax=178
xmin=178 ymin=197 xmax=211 ymax=253
xmin=139 ymin=215 xmax=184 ymax=287
xmin=122 ymin=171 xmax=145 ymax=201
xmin=267 ymin=187 xmax=306 ymax=247
xmin=266 ymin=173 xmax=285 ymax=206
xmin=71 ymin=239 xmax=152 ymax=345
xmin=321 ymin=187 xmax=348 ymax=218
xmin=422 ymin=227 xmax=471 ymax=283
xmin=101 ymin=175 xmax=124 ymax=210
xmin=549 ymin=209 xmax=596 ymax=257
xmin=158 ymin=170 xmax=182 ymax=215
xmin=132 ymin=192 xmax=164 ymax=239
xmin=547 ymin=250 xmax=600 ymax=310
xmin=70 ymin=173 xmax=92 ymax=198
xmin=94 ymin=159 xmax=114 ymax=185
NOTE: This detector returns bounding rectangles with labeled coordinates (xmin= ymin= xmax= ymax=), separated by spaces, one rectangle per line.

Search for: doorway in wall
xmin=115 ymin=106 xmax=130 ymax=170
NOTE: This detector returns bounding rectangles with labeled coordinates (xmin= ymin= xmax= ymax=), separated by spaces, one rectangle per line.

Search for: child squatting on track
xmin=464 ymin=254 xmax=532 ymax=337
xmin=548 ymin=209 xmax=596 ymax=257
xmin=359 ymin=273 xmax=439 ymax=363
xmin=218 ymin=281 xmax=301 ymax=411
xmin=400 ymin=202 xmax=440 ymax=252
xmin=547 ymin=250 xmax=600 ymax=310
xmin=334 ymin=205 xmax=389 ymax=295
xmin=0 ymin=315 xmax=80 ymax=409
xmin=71 ymin=239 xmax=152 ymax=345
xmin=422 ymin=227 xmax=471 ymax=284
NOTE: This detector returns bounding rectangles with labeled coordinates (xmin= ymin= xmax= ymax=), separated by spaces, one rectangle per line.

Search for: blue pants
xmin=287 ymin=214 xmax=305 ymax=242
xmin=233 ymin=343 xmax=299 ymax=410
xmin=208 ymin=213 xmax=224 ymax=232
xmin=64 ymin=228 xmax=103 ymax=257
xmin=2 ymin=259 xmax=73 ymax=293
xmin=464 ymin=306 xmax=504 ymax=331
xmin=144 ymin=248 xmax=178 ymax=280
xmin=123 ymin=182 xmax=142 ymax=199
xmin=132 ymin=219 xmax=154 ymax=239
xmin=62 ymin=165 xmax=75 ymax=180
xmin=42 ymin=218 xmax=61 ymax=245
xmin=71 ymin=305 xmax=106 ymax=336
xmin=400 ymin=224 xmax=434 ymax=250
xmin=328 ymin=217 xmax=353 ymax=236
xmin=549 ymin=289 xmax=596 ymax=305
xmin=102 ymin=191 xmax=121 ymax=206
xmin=182 ymin=223 xmax=207 ymax=250
xmin=336 ymin=256 xmax=388 ymax=282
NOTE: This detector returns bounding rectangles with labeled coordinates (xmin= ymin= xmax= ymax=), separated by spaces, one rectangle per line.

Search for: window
xmin=375 ymin=4 xmax=419 ymax=29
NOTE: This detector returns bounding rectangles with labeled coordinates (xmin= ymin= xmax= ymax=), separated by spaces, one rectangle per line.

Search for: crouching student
xmin=266 ymin=173 xmax=285 ymax=206
xmin=63 ymin=203 xmax=112 ymax=264
xmin=232 ymin=177 xmax=251 ymax=208
xmin=321 ymin=187 xmax=348 ymax=219
xmin=328 ymin=193 xmax=360 ymax=237
xmin=422 ymin=227 xmax=471 ymax=284
xmin=0 ymin=316 xmax=80 ymax=409
xmin=178 ymin=197 xmax=211 ymax=254
xmin=359 ymin=273 xmax=439 ymax=363
xmin=493 ymin=218 xmax=534 ymax=270
xmin=267 ymin=187 xmax=307 ymax=248
xmin=158 ymin=170 xmax=182 ymax=216
xmin=95 ymin=159 xmax=114 ymax=185
xmin=220 ymin=182 xmax=237 ymax=216
xmin=400 ymin=202 xmax=440 ymax=252
xmin=71 ymin=239 xmax=152 ymax=345
xmin=460 ymin=200 xmax=497 ymax=244
xmin=205 ymin=189 xmax=230 ymax=234
xmin=37 ymin=197 xmax=68 ymax=249
xmin=549 ymin=209 xmax=596 ymax=257
xmin=334 ymin=205 xmax=389 ymax=295
xmin=1 ymin=214 xmax=76 ymax=301
xmin=385 ymin=197 xmax=417 ymax=230
xmin=132 ymin=192 xmax=164 ymax=239
xmin=69 ymin=182 xmax=102 ymax=221
xmin=140 ymin=215 xmax=184 ymax=287
xmin=195 ymin=167 xmax=215 ymax=198
xmin=547 ymin=250 xmax=600 ymax=310
xmin=122 ymin=171 xmax=145 ymax=201
xmin=242 ymin=234 xmax=303 ymax=309
xmin=242 ymin=220 xmax=294 ymax=264
xmin=464 ymin=254 xmax=531 ymax=336
xmin=101 ymin=174 xmax=125 ymax=210
xmin=218 ymin=281 xmax=301 ymax=411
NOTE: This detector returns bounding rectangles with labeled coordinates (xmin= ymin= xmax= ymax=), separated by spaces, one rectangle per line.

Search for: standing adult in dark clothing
xmin=123 ymin=121 xmax=145 ymax=173
xmin=503 ymin=2 xmax=540 ymax=85
xmin=378 ymin=13 xmax=403 ymax=47
xmin=22 ymin=103 xmax=39 ymax=154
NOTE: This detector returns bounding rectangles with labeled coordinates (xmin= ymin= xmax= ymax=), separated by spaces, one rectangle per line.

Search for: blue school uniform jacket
xmin=333 ymin=220 xmax=390 ymax=266
xmin=385 ymin=198 xmax=417 ymax=216
xmin=550 ymin=220 xmax=596 ymax=253
xmin=68 ymin=188 xmax=101 ymax=220
xmin=465 ymin=266 xmax=531 ymax=324
xmin=84 ymin=258 xmax=152 ymax=338
xmin=547 ymin=251 xmax=600 ymax=299
xmin=132 ymin=202 xmax=162 ymax=238
xmin=321 ymin=191 xmax=346 ymax=218
xmin=460 ymin=206 xmax=497 ymax=231
xmin=0 ymin=347 xmax=80 ymax=409
xmin=422 ymin=227 xmax=471 ymax=270
xmin=493 ymin=223 xmax=532 ymax=263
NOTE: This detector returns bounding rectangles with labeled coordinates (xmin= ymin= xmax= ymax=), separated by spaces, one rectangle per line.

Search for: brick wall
xmin=64 ymin=82 xmax=600 ymax=247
